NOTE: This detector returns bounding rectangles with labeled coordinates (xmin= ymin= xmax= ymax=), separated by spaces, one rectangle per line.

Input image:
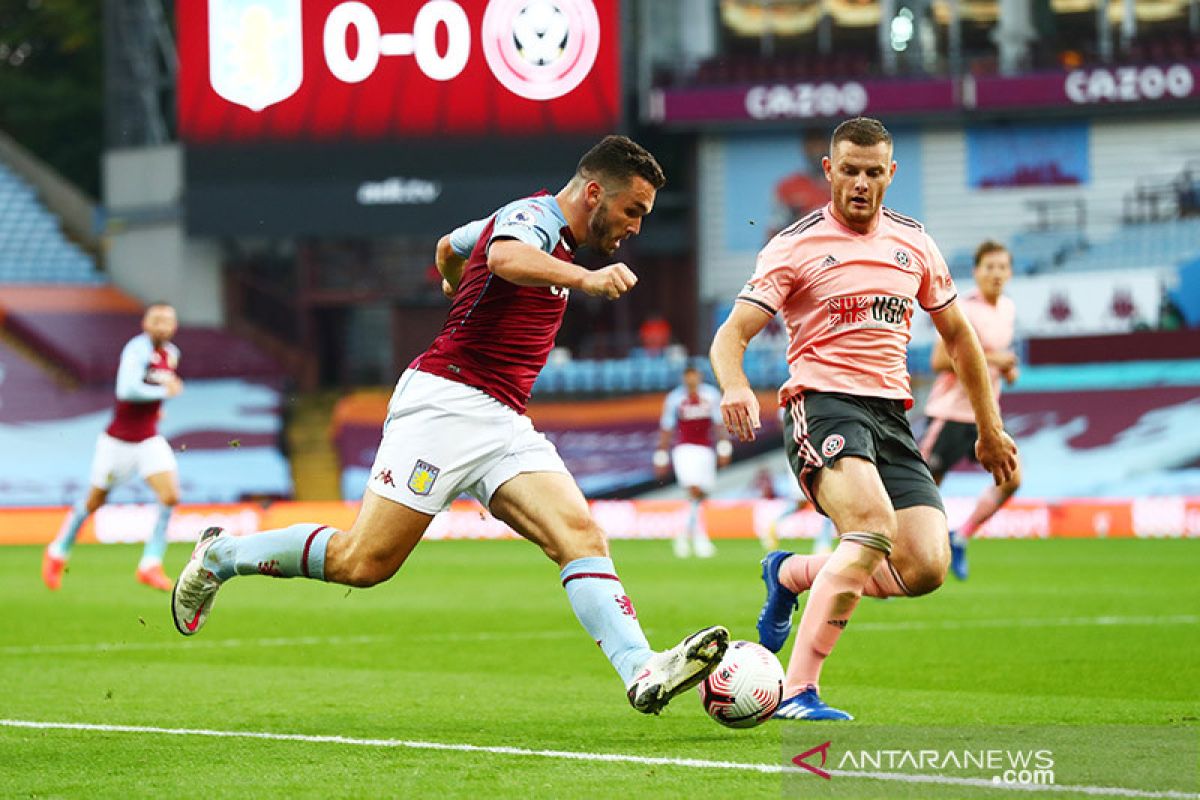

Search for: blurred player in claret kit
xmin=171 ymin=135 xmax=729 ymax=715
xmin=710 ymin=117 xmax=1018 ymax=720
xmin=654 ymin=365 xmax=731 ymax=559
xmin=921 ymin=239 xmax=1023 ymax=580
xmin=42 ymin=303 xmax=184 ymax=592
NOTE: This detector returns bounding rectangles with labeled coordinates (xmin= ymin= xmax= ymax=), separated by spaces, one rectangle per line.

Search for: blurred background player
xmin=170 ymin=135 xmax=729 ymax=715
xmin=921 ymin=240 xmax=1023 ymax=580
xmin=42 ymin=303 xmax=184 ymax=591
xmin=712 ymin=117 xmax=1017 ymax=720
xmin=654 ymin=365 xmax=731 ymax=558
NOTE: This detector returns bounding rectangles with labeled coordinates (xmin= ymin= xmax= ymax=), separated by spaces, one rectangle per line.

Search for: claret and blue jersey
xmin=413 ymin=192 xmax=577 ymax=414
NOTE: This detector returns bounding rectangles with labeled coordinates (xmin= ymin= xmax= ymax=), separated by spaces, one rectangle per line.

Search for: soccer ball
xmin=697 ymin=640 xmax=784 ymax=728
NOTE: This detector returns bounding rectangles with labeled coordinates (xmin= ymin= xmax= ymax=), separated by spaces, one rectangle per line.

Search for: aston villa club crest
xmin=208 ymin=0 xmax=303 ymax=112
xmin=407 ymin=459 xmax=441 ymax=496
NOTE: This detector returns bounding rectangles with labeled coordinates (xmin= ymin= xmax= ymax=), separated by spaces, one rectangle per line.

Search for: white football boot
xmin=171 ymin=527 xmax=226 ymax=636
xmin=626 ymin=625 xmax=729 ymax=714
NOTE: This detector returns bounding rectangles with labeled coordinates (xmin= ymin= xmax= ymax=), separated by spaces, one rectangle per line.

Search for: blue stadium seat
xmin=0 ymin=162 xmax=105 ymax=285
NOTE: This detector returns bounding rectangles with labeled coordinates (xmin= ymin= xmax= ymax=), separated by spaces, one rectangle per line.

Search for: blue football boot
xmin=756 ymin=550 xmax=798 ymax=653
xmin=774 ymin=685 xmax=854 ymax=721
xmin=949 ymin=529 xmax=969 ymax=581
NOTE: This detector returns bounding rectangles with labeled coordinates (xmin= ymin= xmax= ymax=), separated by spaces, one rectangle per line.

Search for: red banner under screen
xmin=177 ymin=0 xmax=620 ymax=142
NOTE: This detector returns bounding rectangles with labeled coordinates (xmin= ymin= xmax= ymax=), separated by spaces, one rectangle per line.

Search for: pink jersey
xmin=106 ymin=334 xmax=180 ymax=442
xmin=413 ymin=193 xmax=574 ymax=413
xmin=737 ymin=204 xmax=957 ymax=408
xmin=661 ymin=383 xmax=722 ymax=447
xmin=924 ymin=288 xmax=1016 ymax=423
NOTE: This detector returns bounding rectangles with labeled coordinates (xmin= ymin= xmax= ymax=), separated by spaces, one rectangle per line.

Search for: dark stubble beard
xmin=588 ymin=200 xmax=615 ymax=255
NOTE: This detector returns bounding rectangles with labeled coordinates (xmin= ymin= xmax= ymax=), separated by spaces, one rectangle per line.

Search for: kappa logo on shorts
xmin=822 ymin=434 xmax=845 ymax=458
xmin=407 ymin=460 xmax=440 ymax=496
xmin=373 ymin=468 xmax=396 ymax=488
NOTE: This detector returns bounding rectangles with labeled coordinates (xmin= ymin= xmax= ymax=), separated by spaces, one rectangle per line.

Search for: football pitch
xmin=1 ymin=537 xmax=1197 ymax=799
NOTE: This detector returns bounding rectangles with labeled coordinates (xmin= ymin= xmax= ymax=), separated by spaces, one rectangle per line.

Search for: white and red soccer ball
xmin=697 ymin=640 xmax=784 ymax=728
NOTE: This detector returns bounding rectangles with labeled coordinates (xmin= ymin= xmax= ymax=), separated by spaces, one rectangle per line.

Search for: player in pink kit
xmin=43 ymin=303 xmax=184 ymax=592
xmin=654 ymin=365 xmax=732 ymax=558
xmin=711 ymin=118 xmax=1017 ymax=720
xmin=171 ymin=136 xmax=729 ymax=715
xmin=921 ymin=240 xmax=1023 ymax=580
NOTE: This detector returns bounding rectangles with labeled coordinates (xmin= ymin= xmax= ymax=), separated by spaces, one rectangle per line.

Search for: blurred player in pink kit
xmin=43 ymin=303 xmax=184 ymax=592
xmin=171 ymin=136 xmax=729 ymax=715
xmin=711 ymin=117 xmax=1018 ymax=720
xmin=921 ymin=240 xmax=1022 ymax=580
xmin=654 ymin=365 xmax=732 ymax=558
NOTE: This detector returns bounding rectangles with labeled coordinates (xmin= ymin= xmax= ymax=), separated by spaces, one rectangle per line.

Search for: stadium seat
xmin=0 ymin=162 xmax=105 ymax=285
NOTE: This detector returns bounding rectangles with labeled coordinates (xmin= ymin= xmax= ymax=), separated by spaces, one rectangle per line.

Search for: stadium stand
xmin=0 ymin=162 xmax=103 ymax=285
xmin=0 ymin=286 xmax=292 ymax=505
xmin=0 ymin=287 xmax=286 ymax=385
xmin=1056 ymin=218 xmax=1200 ymax=272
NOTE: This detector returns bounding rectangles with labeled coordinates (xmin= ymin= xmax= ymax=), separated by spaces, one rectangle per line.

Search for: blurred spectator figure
xmin=639 ymin=314 xmax=672 ymax=354
xmin=1176 ymin=167 xmax=1199 ymax=218
xmin=769 ymin=129 xmax=830 ymax=239
xmin=1159 ymin=288 xmax=1185 ymax=331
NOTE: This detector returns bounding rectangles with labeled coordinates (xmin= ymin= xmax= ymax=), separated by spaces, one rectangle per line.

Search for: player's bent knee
xmin=551 ymin=518 xmax=609 ymax=565
xmin=905 ymin=562 xmax=946 ymax=596
xmin=342 ymin=558 xmax=398 ymax=588
xmin=837 ymin=512 xmax=897 ymax=540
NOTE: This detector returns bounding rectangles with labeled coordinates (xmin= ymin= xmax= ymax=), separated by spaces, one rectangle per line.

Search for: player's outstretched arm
xmin=710 ymin=304 xmax=772 ymax=442
xmin=931 ymin=302 xmax=1018 ymax=484
xmin=488 ymin=240 xmax=636 ymax=300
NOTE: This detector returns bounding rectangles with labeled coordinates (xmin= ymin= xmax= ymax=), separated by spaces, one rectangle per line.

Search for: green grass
xmin=1 ymin=538 xmax=1197 ymax=798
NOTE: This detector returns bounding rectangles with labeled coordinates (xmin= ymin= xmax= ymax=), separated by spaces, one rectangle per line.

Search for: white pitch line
xmin=1 ymin=615 xmax=1193 ymax=657
xmin=0 ymin=630 xmax=581 ymax=657
xmin=0 ymin=634 xmax=387 ymax=657
xmin=0 ymin=719 xmax=1195 ymax=799
xmin=852 ymin=614 xmax=1199 ymax=633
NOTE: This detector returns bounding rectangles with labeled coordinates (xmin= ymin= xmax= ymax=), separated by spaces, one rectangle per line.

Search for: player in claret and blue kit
xmin=171 ymin=135 xmax=729 ymax=715
xmin=43 ymin=303 xmax=184 ymax=592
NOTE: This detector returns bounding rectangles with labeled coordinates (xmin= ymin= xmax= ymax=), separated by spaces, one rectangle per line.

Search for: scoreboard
xmin=178 ymin=0 xmax=621 ymax=235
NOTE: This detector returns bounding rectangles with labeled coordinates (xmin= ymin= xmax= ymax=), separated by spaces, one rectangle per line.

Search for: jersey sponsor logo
xmin=208 ymin=0 xmax=303 ymax=112
xmin=827 ymin=294 xmax=913 ymax=331
xmin=549 ymin=284 xmax=570 ymax=299
xmin=407 ymin=459 xmax=440 ymax=495
xmin=827 ymin=295 xmax=871 ymax=327
xmin=821 ymin=434 xmax=845 ymax=458
xmin=146 ymin=367 xmax=175 ymax=385
xmin=678 ymin=402 xmax=715 ymax=421
xmin=482 ymin=0 xmax=602 ymax=101
xmin=893 ymin=248 xmax=911 ymax=267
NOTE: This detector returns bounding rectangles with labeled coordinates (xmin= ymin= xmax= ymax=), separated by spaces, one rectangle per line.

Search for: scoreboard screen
xmin=178 ymin=1 xmax=621 ymax=235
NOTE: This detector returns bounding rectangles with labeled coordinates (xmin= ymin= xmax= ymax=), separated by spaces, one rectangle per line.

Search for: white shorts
xmin=672 ymin=443 xmax=717 ymax=493
xmin=367 ymin=370 xmax=570 ymax=514
xmin=89 ymin=432 xmax=177 ymax=490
